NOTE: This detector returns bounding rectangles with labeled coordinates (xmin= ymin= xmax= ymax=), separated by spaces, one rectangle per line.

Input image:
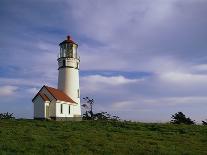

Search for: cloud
xmin=81 ymin=75 xmax=143 ymax=94
xmin=193 ymin=64 xmax=207 ymax=72
xmin=27 ymin=87 xmax=39 ymax=95
xmin=68 ymin=0 xmax=207 ymax=52
xmin=0 ymin=0 xmax=207 ymax=121
xmin=0 ymin=77 xmax=56 ymax=88
xmin=159 ymin=71 xmax=207 ymax=84
xmin=111 ymin=101 xmax=135 ymax=109
xmin=0 ymin=85 xmax=18 ymax=96
xmin=82 ymin=75 xmax=140 ymax=85
xmin=105 ymin=96 xmax=207 ymax=122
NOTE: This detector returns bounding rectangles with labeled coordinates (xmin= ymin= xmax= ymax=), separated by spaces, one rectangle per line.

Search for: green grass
xmin=0 ymin=120 xmax=206 ymax=155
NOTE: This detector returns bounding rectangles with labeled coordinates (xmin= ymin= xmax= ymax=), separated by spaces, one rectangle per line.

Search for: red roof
xmin=32 ymin=85 xmax=77 ymax=104
xmin=59 ymin=35 xmax=77 ymax=46
xmin=44 ymin=86 xmax=76 ymax=103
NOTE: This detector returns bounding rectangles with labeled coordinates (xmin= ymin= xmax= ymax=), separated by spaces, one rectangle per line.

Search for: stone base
xmin=50 ymin=117 xmax=82 ymax=121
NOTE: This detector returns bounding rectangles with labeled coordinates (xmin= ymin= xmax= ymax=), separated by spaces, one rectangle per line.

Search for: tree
xmin=81 ymin=97 xmax=120 ymax=121
xmin=202 ymin=120 xmax=207 ymax=125
xmin=170 ymin=112 xmax=195 ymax=125
xmin=82 ymin=97 xmax=94 ymax=120
xmin=0 ymin=112 xmax=15 ymax=120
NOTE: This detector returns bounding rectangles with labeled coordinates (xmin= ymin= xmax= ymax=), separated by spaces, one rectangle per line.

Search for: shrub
xmin=170 ymin=112 xmax=195 ymax=125
xmin=93 ymin=112 xmax=120 ymax=121
xmin=0 ymin=112 xmax=15 ymax=120
xmin=82 ymin=97 xmax=120 ymax=121
xmin=202 ymin=120 xmax=207 ymax=125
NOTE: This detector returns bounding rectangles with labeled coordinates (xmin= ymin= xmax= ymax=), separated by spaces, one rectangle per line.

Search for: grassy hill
xmin=0 ymin=120 xmax=206 ymax=155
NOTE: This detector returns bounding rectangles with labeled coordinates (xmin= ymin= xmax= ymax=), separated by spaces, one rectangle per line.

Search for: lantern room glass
xmin=59 ymin=43 xmax=78 ymax=59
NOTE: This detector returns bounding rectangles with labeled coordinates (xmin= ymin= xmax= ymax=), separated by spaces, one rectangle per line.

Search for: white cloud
xmin=159 ymin=71 xmax=207 ymax=84
xmin=68 ymin=0 xmax=176 ymax=42
xmin=108 ymin=95 xmax=207 ymax=121
xmin=0 ymin=78 xmax=42 ymax=87
xmin=110 ymin=96 xmax=207 ymax=111
xmin=111 ymin=101 xmax=135 ymax=109
xmin=27 ymin=87 xmax=39 ymax=95
xmin=79 ymin=44 xmax=130 ymax=71
xmin=139 ymin=96 xmax=207 ymax=106
xmin=193 ymin=64 xmax=207 ymax=72
xmin=81 ymin=75 xmax=142 ymax=93
xmin=82 ymin=75 xmax=140 ymax=85
xmin=0 ymin=85 xmax=18 ymax=96
xmin=37 ymin=41 xmax=57 ymax=51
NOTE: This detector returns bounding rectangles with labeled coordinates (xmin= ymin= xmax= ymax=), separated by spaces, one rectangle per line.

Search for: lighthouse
xmin=57 ymin=36 xmax=81 ymax=116
xmin=32 ymin=36 xmax=81 ymax=121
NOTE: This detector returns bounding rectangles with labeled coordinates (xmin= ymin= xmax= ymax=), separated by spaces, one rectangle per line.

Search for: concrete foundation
xmin=50 ymin=117 xmax=82 ymax=121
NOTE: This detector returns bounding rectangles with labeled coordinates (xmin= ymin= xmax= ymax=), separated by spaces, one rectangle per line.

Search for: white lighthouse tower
xmin=57 ymin=36 xmax=81 ymax=117
xmin=32 ymin=35 xmax=81 ymax=121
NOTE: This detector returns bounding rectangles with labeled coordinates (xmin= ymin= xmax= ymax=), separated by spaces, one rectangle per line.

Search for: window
xmin=77 ymin=89 xmax=80 ymax=98
xmin=69 ymin=50 xmax=73 ymax=58
xmin=60 ymin=104 xmax=63 ymax=114
xmin=63 ymin=49 xmax=66 ymax=57
xmin=68 ymin=105 xmax=70 ymax=114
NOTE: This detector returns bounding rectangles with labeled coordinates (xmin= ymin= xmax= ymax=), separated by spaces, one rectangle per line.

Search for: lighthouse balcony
xmin=58 ymin=58 xmax=79 ymax=69
xmin=57 ymin=55 xmax=80 ymax=61
xmin=58 ymin=56 xmax=79 ymax=61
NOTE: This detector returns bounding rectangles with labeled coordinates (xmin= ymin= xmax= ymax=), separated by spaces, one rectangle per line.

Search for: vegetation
xmin=170 ymin=112 xmax=195 ymax=125
xmin=0 ymin=119 xmax=207 ymax=155
xmin=0 ymin=112 xmax=15 ymax=120
xmin=82 ymin=97 xmax=95 ymax=119
xmin=82 ymin=97 xmax=120 ymax=121
xmin=93 ymin=111 xmax=120 ymax=121
xmin=202 ymin=120 xmax=207 ymax=125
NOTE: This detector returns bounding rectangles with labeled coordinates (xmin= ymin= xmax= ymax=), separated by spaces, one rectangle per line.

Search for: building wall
xmin=53 ymin=117 xmax=82 ymax=121
xmin=41 ymin=87 xmax=55 ymax=101
xmin=33 ymin=96 xmax=45 ymax=118
xmin=73 ymin=103 xmax=81 ymax=117
xmin=45 ymin=102 xmax=50 ymax=118
xmin=33 ymin=87 xmax=81 ymax=119
xmin=49 ymin=100 xmax=56 ymax=117
xmin=40 ymin=87 xmax=57 ymax=118
xmin=55 ymin=102 xmax=75 ymax=117
xmin=58 ymin=67 xmax=81 ymax=116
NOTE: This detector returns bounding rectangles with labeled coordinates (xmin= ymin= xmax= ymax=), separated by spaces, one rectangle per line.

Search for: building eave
xmin=56 ymin=100 xmax=77 ymax=104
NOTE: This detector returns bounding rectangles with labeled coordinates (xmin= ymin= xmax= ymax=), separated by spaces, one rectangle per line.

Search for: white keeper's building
xmin=32 ymin=36 xmax=81 ymax=121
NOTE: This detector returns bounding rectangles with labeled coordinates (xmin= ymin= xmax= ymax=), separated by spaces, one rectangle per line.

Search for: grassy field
xmin=0 ymin=120 xmax=206 ymax=155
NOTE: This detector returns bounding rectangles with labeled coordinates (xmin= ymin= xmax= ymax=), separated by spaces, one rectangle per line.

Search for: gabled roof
xmin=38 ymin=93 xmax=50 ymax=101
xmin=44 ymin=86 xmax=76 ymax=103
xmin=32 ymin=85 xmax=77 ymax=104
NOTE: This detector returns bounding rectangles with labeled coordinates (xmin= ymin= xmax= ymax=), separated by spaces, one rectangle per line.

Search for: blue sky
xmin=0 ymin=0 xmax=207 ymax=122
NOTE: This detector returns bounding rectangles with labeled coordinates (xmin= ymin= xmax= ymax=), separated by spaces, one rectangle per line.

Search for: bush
xmin=170 ymin=112 xmax=195 ymax=125
xmin=0 ymin=112 xmax=15 ymax=120
xmin=202 ymin=120 xmax=207 ymax=125
xmin=82 ymin=97 xmax=120 ymax=121
xmin=93 ymin=112 xmax=120 ymax=121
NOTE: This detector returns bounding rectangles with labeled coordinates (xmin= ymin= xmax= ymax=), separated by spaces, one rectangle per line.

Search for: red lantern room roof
xmin=59 ymin=35 xmax=78 ymax=46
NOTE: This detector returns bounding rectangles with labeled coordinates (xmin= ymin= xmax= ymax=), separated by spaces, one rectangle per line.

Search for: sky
xmin=0 ymin=0 xmax=207 ymax=122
